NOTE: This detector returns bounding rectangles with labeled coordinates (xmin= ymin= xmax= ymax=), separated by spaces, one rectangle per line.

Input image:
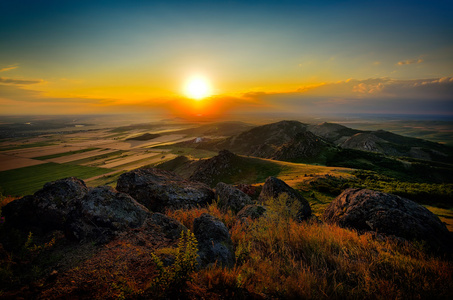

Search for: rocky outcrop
xmin=323 ymin=188 xmax=453 ymax=253
xmin=189 ymin=150 xmax=239 ymax=186
xmin=143 ymin=213 xmax=187 ymax=240
xmin=2 ymin=177 xmax=89 ymax=232
xmin=116 ymin=168 xmax=214 ymax=212
xmin=237 ymin=204 xmax=267 ymax=221
xmin=193 ymin=213 xmax=235 ymax=268
xmin=215 ymin=182 xmax=253 ymax=213
xmin=259 ymin=176 xmax=312 ymax=221
xmin=3 ymin=178 xmax=152 ymax=243
xmin=67 ymin=186 xmax=150 ymax=242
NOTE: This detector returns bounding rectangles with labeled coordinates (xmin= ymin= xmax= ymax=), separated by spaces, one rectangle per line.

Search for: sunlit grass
xmin=425 ymin=205 xmax=453 ymax=231
xmin=170 ymin=203 xmax=453 ymax=299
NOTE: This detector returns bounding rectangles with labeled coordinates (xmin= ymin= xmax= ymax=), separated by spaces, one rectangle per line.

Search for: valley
xmin=1 ymin=115 xmax=452 ymax=225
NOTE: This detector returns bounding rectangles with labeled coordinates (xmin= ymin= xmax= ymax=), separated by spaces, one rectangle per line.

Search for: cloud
xmin=352 ymin=82 xmax=384 ymax=94
xmin=242 ymin=77 xmax=453 ymax=115
xmin=397 ymin=58 xmax=424 ymax=66
xmin=0 ymin=84 xmax=113 ymax=104
xmin=0 ymin=77 xmax=43 ymax=85
xmin=0 ymin=65 xmax=18 ymax=72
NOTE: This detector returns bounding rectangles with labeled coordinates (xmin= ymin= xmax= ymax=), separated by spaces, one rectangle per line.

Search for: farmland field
xmin=0 ymin=154 xmax=47 ymax=171
xmin=0 ymin=163 xmax=113 ymax=196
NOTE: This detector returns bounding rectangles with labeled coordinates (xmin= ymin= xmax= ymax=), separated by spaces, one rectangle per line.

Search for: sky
xmin=0 ymin=0 xmax=452 ymax=119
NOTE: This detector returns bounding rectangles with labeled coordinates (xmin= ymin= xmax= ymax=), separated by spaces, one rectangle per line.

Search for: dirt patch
xmin=3 ymin=145 xmax=87 ymax=158
xmin=0 ymin=154 xmax=46 ymax=171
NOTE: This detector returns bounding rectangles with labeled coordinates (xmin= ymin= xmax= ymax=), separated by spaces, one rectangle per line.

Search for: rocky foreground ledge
xmin=2 ymin=167 xmax=452 ymax=263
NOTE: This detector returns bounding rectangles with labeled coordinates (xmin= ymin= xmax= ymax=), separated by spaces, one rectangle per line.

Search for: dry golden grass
xmin=0 ymin=195 xmax=19 ymax=207
xmin=169 ymin=204 xmax=453 ymax=299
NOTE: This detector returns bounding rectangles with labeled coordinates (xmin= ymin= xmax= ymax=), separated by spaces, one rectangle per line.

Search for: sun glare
xmin=184 ymin=76 xmax=212 ymax=100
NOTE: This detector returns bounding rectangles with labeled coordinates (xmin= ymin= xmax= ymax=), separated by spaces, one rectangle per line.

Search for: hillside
xmin=307 ymin=122 xmax=361 ymax=145
xmin=206 ymin=120 xmax=336 ymax=163
xmin=189 ymin=120 xmax=453 ymax=182
xmin=307 ymin=122 xmax=452 ymax=162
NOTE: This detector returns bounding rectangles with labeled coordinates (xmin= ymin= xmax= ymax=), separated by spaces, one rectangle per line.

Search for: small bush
xmin=147 ymin=229 xmax=199 ymax=298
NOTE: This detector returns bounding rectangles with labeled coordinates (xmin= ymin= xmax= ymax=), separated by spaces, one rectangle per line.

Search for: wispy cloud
xmin=0 ymin=77 xmax=42 ymax=85
xmin=397 ymin=58 xmax=424 ymax=66
xmin=0 ymin=65 xmax=18 ymax=72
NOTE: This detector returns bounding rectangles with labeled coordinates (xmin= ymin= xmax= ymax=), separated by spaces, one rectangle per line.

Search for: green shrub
xmin=148 ymin=229 xmax=199 ymax=297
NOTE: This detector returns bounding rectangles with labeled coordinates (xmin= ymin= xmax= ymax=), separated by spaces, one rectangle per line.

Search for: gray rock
xmin=259 ymin=176 xmax=312 ymax=221
xmin=143 ymin=213 xmax=187 ymax=240
xmin=2 ymin=177 xmax=89 ymax=232
xmin=193 ymin=213 xmax=235 ymax=268
xmin=67 ymin=186 xmax=150 ymax=242
xmin=215 ymin=182 xmax=253 ymax=213
xmin=323 ymin=188 xmax=453 ymax=254
xmin=237 ymin=204 xmax=267 ymax=221
xmin=116 ymin=168 xmax=214 ymax=212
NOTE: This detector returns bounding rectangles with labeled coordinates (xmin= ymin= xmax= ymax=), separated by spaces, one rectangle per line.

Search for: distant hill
xmin=190 ymin=120 xmax=453 ymax=182
xmin=307 ymin=122 xmax=452 ymax=162
xmin=307 ymin=122 xmax=361 ymax=145
xmin=173 ymin=121 xmax=254 ymax=137
xmin=210 ymin=120 xmax=335 ymax=163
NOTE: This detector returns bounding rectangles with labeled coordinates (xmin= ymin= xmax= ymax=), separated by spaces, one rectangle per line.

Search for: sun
xmin=184 ymin=76 xmax=212 ymax=100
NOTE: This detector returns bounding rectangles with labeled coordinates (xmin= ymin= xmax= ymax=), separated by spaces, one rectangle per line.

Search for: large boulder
xmin=2 ymin=177 xmax=153 ymax=244
xmin=116 ymin=168 xmax=214 ymax=212
xmin=193 ymin=213 xmax=235 ymax=268
xmin=323 ymin=188 xmax=453 ymax=253
xmin=67 ymin=186 xmax=150 ymax=242
xmin=258 ymin=176 xmax=312 ymax=221
xmin=2 ymin=177 xmax=89 ymax=232
xmin=215 ymin=182 xmax=253 ymax=213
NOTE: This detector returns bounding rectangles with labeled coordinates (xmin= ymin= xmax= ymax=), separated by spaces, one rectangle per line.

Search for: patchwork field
xmin=0 ymin=124 xmax=206 ymax=196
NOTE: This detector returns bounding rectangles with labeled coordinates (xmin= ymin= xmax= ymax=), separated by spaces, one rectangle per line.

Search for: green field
xmin=0 ymin=163 xmax=113 ymax=196
xmin=66 ymin=150 xmax=125 ymax=165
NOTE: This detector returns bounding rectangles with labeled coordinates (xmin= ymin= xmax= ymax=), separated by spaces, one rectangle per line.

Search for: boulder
xmin=323 ymin=188 xmax=453 ymax=253
xmin=193 ymin=213 xmax=235 ymax=268
xmin=258 ymin=176 xmax=311 ymax=221
xmin=143 ymin=213 xmax=187 ymax=240
xmin=237 ymin=204 xmax=267 ymax=221
xmin=116 ymin=168 xmax=214 ymax=212
xmin=67 ymin=186 xmax=150 ymax=242
xmin=215 ymin=182 xmax=253 ymax=213
xmin=2 ymin=177 xmax=89 ymax=232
